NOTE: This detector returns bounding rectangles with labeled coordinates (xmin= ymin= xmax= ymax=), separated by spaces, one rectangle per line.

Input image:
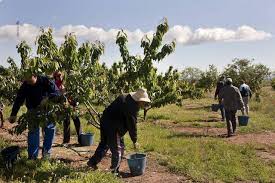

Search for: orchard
xmin=0 ymin=19 xmax=274 ymax=183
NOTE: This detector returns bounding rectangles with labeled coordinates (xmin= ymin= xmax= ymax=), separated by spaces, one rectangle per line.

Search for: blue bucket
xmin=127 ymin=153 xmax=146 ymax=176
xmin=238 ymin=116 xmax=249 ymax=126
xmin=80 ymin=133 xmax=94 ymax=146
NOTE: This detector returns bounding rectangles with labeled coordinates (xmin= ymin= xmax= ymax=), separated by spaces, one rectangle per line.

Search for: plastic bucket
xmin=1 ymin=146 xmax=20 ymax=160
xmin=211 ymin=104 xmax=220 ymax=112
xmin=1 ymin=146 xmax=20 ymax=170
xmin=80 ymin=133 xmax=94 ymax=146
xmin=238 ymin=116 xmax=249 ymax=126
xmin=127 ymin=153 xmax=146 ymax=176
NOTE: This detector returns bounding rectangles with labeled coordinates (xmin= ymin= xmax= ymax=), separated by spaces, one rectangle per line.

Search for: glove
xmin=133 ymin=142 xmax=140 ymax=150
xmin=9 ymin=116 xmax=17 ymax=124
xmin=241 ymin=107 xmax=245 ymax=115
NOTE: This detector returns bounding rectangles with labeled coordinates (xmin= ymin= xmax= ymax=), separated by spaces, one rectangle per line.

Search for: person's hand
xmin=9 ymin=116 xmax=17 ymax=123
xmin=241 ymin=107 xmax=245 ymax=116
xmin=40 ymin=97 xmax=49 ymax=107
xmin=63 ymin=99 xmax=70 ymax=109
xmin=133 ymin=142 xmax=140 ymax=150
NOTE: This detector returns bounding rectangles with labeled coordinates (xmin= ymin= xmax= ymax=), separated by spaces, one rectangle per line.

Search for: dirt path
xmin=0 ymin=122 xmax=189 ymax=183
xmin=2 ymin=121 xmax=275 ymax=182
xmin=158 ymin=121 xmax=275 ymax=162
xmin=158 ymin=120 xmax=275 ymax=142
xmin=165 ymin=124 xmax=275 ymax=145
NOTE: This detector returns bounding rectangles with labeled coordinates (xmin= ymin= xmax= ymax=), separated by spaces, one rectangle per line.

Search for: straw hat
xmin=226 ymin=78 xmax=233 ymax=83
xmin=130 ymin=88 xmax=151 ymax=103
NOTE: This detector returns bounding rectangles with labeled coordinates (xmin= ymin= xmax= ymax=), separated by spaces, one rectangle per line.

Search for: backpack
xmin=240 ymin=86 xmax=250 ymax=97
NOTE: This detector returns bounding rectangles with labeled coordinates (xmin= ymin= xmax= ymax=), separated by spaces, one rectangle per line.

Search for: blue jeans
xmin=27 ymin=123 xmax=56 ymax=159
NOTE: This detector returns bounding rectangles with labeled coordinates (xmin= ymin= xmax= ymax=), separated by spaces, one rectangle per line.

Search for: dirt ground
xmin=158 ymin=121 xmax=275 ymax=162
xmin=0 ymin=122 xmax=190 ymax=183
xmin=1 ymin=121 xmax=275 ymax=182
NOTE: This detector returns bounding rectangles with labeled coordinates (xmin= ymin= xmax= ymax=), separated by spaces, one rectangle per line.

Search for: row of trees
xmin=180 ymin=59 xmax=271 ymax=101
xmin=0 ymin=19 xmax=271 ymax=133
xmin=0 ymin=19 xmax=204 ymax=133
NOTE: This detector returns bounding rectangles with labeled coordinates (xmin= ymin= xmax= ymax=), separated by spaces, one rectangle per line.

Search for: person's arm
xmin=41 ymin=77 xmax=61 ymax=101
xmin=236 ymin=89 xmax=245 ymax=115
xmin=248 ymin=87 xmax=252 ymax=98
xmin=218 ymin=88 xmax=224 ymax=104
xmin=10 ymin=84 xmax=26 ymax=117
xmin=47 ymin=79 xmax=61 ymax=98
xmin=214 ymin=82 xmax=222 ymax=99
xmin=0 ymin=102 xmax=3 ymax=110
xmin=214 ymin=86 xmax=219 ymax=99
xmin=124 ymin=110 xmax=138 ymax=144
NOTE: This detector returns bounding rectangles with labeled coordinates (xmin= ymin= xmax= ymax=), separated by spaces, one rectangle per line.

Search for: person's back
xmin=218 ymin=78 xmax=244 ymax=137
xmin=219 ymin=84 xmax=241 ymax=111
xmin=215 ymin=80 xmax=225 ymax=98
xmin=11 ymin=75 xmax=59 ymax=114
xmin=101 ymin=94 xmax=139 ymax=138
xmin=239 ymin=81 xmax=252 ymax=114
xmin=239 ymin=83 xmax=252 ymax=98
xmin=214 ymin=79 xmax=226 ymax=121
xmin=101 ymin=95 xmax=125 ymax=121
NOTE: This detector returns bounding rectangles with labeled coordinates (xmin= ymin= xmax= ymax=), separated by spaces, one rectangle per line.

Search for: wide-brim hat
xmin=130 ymin=88 xmax=151 ymax=103
xmin=226 ymin=78 xmax=233 ymax=83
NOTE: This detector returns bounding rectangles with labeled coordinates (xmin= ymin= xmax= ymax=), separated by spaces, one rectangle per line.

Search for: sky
xmin=0 ymin=0 xmax=274 ymax=72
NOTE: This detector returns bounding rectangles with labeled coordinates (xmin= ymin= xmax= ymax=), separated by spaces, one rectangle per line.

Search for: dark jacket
xmin=215 ymin=81 xmax=225 ymax=98
xmin=218 ymin=84 xmax=244 ymax=111
xmin=11 ymin=75 xmax=60 ymax=116
xmin=101 ymin=94 xmax=139 ymax=143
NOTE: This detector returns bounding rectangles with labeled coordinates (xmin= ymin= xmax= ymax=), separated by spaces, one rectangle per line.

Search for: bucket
xmin=127 ymin=153 xmax=146 ymax=176
xmin=238 ymin=116 xmax=249 ymax=126
xmin=211 ymin=104 xmax=220 ymax=112
xmin=80 ymin=133 xmax=94 ymax=146
xmin=1 ymin=146 xmax=20 ymax=170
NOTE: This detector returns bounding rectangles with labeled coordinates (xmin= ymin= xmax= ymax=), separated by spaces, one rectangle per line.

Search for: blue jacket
xmin=11 ymin=75 xmax=60 ymax=116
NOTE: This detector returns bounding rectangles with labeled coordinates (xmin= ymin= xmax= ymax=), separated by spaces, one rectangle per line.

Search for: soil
xmin=158 ymin=121 xmax=275 ymax=162
xmin=0 ymin=122 xmax=189 ymax=183
xmin=1 ymin=120 xmax=275 ymax=182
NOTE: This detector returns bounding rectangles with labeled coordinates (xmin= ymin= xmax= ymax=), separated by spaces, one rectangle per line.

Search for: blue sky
xmin=0 ymin=0 xmax=274 ymax=72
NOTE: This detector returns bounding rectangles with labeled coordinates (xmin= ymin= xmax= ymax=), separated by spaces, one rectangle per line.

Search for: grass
xmin=1 ymin=87 xmax=274 ymax=182
xmin=0 ymin=138 xmax=120 ymax=183
xmin=146 ymin=87 xmax=275 ymax=133
xmin=147 ymin=98 xmax=219 ymax=123
xmin=130 ymin=123 xmax=275 ymax=182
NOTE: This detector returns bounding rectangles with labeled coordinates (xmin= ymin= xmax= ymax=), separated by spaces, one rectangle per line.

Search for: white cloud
xmin=0 ymin=23 xmax=272 ymax=46
xmin=165 ymin=25 xmax=272 ymax=44
xmin=0 ymin=24 xmax=40 ymax=43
